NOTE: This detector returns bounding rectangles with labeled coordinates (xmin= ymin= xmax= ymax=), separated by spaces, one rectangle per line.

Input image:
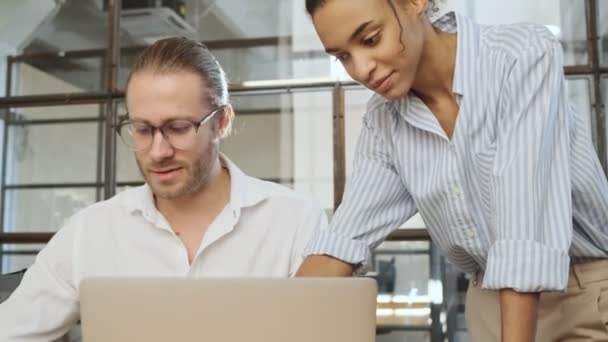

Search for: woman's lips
xmin=371 ymin=72 xmax=394 ymax=93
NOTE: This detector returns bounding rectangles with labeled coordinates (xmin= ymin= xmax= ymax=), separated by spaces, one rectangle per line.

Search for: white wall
xmin=438 ymin=0 xmax=561 ymax=25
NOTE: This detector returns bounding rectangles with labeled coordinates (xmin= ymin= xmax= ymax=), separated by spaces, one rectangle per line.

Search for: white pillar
xmin=289 ymin=0 xmax=335 ymax=209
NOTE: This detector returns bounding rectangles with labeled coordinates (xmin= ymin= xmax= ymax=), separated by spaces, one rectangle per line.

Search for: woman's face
xmin=312 ymin=0 xmax=427 ymax=100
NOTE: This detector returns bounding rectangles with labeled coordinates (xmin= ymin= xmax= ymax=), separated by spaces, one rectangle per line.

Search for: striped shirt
xmin=304 ymin=12 xmax=608 ymax=292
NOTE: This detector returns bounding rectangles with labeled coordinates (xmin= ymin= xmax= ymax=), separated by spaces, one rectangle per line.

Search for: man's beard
xmin=137 ymin=140 xmax=219 ymax=200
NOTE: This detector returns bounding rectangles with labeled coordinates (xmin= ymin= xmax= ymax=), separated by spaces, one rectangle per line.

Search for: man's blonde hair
xmin=127 ymin=37 xmax=233 ymax=137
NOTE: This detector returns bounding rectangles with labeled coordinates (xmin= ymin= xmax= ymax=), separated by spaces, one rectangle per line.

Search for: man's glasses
xmin=115 ymin=105 xmax=226 ymax=151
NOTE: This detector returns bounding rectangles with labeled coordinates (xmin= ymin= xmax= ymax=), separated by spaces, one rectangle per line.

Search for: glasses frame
xmin=114 ymin=105 xmax=226 ymax=151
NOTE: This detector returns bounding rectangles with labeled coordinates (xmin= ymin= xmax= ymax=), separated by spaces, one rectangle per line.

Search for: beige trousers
xmin=465 ymin=259 xmax=608 ymax=342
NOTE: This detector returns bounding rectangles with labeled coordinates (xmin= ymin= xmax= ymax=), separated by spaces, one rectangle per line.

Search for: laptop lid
xmin=80 ymin=277 xmax=377 ymax=342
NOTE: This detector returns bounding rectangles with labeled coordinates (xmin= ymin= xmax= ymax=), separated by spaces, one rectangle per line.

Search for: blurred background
xmin=0 ymin=0 xmax=606 ymax=341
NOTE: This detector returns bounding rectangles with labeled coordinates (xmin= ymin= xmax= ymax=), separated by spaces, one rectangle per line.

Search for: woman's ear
xmin=406 ymin=0 xmax=428 ymax=16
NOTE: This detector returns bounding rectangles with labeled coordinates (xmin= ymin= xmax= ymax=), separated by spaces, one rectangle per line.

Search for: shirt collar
xmin=221 ymin=153 xmax=273 ymax=210
xmin=433 ymin=12 xmax=481 ymax=96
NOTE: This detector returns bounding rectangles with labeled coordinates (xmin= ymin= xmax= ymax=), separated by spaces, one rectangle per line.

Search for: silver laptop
xmin=80 ymin=277 xmax=377 ymax=342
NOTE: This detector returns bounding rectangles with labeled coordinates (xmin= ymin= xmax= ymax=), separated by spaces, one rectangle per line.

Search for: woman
xmin=296 ymin=0 xmax=608 ymax=341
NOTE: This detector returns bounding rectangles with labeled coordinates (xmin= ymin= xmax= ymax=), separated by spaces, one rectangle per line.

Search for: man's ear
xmin=217 ymin=104 xmax=234 ymax=138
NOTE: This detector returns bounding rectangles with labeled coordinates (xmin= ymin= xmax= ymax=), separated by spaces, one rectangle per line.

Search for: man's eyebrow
xmin=125 ymin=114 xmax=197 ymax=125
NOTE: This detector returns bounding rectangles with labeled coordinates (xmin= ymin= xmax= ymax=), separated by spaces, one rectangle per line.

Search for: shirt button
xmin=453 ymin=185 xmax=461 ymax=195
xmin=466 ymin=229 xmax=476 ymax=239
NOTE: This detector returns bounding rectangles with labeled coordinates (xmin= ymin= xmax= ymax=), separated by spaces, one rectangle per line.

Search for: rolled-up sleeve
xmin=484 ymin=30 xmax=573 ymax=292
xmin=304 ymin=105 xmax=417 ymax=273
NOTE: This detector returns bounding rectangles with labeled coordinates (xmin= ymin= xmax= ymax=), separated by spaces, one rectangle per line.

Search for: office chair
xmin=0 ymin=268 xmax=26 ymax=304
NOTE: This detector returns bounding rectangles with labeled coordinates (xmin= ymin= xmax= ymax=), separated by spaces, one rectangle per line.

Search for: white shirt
xmin=0 ymin=156 xmax=327 ymax=341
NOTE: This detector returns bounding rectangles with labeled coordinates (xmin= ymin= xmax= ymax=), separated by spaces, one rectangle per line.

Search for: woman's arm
xmin=500 ymin=289 xmax=540 ymax=342
xmin=297 ymin=105 xmax=417 ymax=276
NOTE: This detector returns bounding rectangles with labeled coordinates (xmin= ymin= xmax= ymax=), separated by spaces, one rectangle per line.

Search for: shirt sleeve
xmin=0 ymin=218 xmax=80 ymax=341
xmin=303 ymin=105 xmax=417 ymax=273
xmin=483 ymin=28 xmax=573 ymax=292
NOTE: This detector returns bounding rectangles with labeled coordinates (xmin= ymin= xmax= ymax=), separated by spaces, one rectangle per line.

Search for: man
xmin=0 ymin=37 xmax=327 ymax=340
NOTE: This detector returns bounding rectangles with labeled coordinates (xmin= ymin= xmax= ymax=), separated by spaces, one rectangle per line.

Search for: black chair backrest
xmin=0 ymin=268 xmax=26 ymax=304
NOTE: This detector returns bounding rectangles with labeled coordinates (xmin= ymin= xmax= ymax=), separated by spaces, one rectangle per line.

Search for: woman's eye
xmin=334 ymin=53 xmax=349 ymax=62
xmin=363 ymin=33 xmax=380 ymax=46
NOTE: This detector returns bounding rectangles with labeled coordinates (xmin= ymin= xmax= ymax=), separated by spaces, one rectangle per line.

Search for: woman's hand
xmin=296 ymin=255 xmax=354 ymax=277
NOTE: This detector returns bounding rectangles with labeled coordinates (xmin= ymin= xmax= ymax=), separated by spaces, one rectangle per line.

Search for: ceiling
xmin=14 ymin=0 xmax=296 ymax=91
